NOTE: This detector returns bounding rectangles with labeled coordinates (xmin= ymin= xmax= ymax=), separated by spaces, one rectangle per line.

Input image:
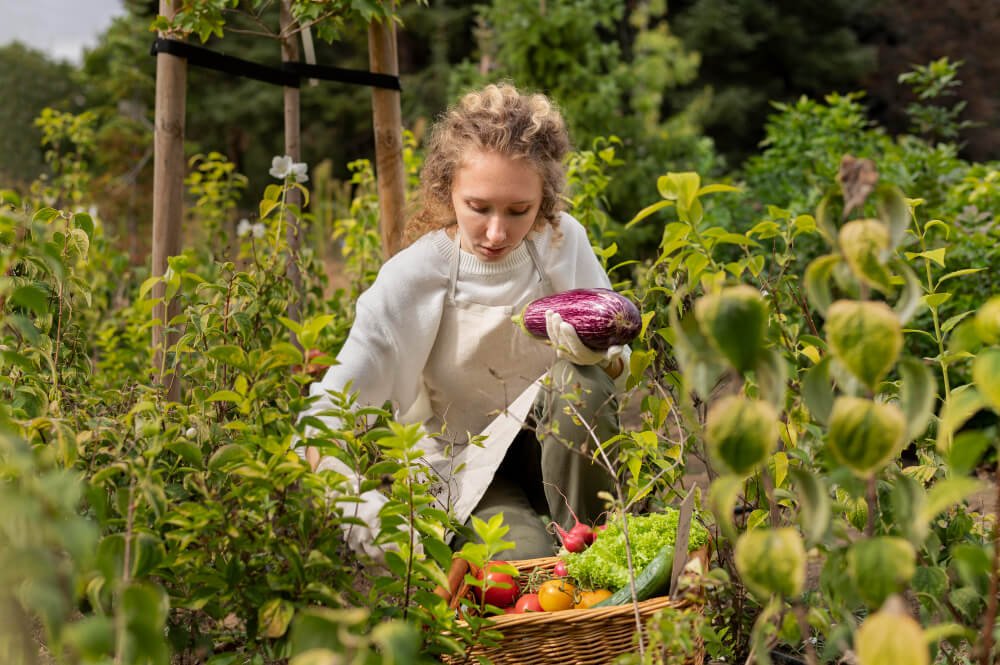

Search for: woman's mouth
xmin=479 ymin=245 xmax=507 ymax=259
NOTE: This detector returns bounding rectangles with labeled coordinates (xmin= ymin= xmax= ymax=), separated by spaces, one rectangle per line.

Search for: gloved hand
xmin=545 ymin=310 xmax=624 ymax=368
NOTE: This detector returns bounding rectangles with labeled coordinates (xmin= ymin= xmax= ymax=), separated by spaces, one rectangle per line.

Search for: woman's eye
xmin=468 ymin=202 xmax=487 ymax=213
xmin=510 ymin=208 xmax=530 ymax=216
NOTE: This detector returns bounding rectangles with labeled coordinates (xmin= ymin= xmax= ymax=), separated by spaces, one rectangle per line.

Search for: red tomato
xmin=475 ymin=561 xmax=520 ymax=608
xmin=514 ymin=593 xmax=543 ymax=613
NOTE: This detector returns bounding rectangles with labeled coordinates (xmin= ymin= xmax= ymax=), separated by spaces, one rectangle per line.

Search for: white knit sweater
xmin=295 ymin=212 xmax=622 ymax=560
xmin=302 ymin=212 xmax=616 ymax=427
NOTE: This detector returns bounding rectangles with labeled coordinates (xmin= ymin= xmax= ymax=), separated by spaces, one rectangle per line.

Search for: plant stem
xmin=114 ymin=485 xmax=137 ymax=665
xmin=793 ymin=603 xmax=819 ymax=665
xmin=864 ymin=475 xmax=877 ymax=537
xmin=566 ymin=399 xmax=646 ymax=659
xmin=976 ymin=457 xmax=1000 ymax=665
xmin=760 ymin=467 xmax=781 ymax=528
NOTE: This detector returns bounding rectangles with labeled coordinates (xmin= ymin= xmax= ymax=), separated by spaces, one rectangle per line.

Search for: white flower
xmin=290 ymin=161 xmax=309 ymax=183
xmin=269 ymin=155 xmax=294 ymax=179
xmin=251 ymin=222 xmax=266 ymax=239
xmin=185 ymin=427 xmax=197 ymax=438
xmin=237 ymin=218 xmax=252 ymax=237
xmin=269 ymin=154 xmax=309 ymax=182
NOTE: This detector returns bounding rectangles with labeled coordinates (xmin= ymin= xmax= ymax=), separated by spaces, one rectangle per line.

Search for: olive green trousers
xmin=456 ymin=359 xmax=620 ymax=560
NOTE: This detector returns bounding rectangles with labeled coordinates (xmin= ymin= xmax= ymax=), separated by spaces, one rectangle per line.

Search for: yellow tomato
xmin=537 ymin=579 xmax=576 ymax=612
xmin=573 ymin=589 xmax=613 ymax=609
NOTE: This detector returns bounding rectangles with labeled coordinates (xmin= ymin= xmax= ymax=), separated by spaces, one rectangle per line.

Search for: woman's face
xmin=450 ymin=149 xmax=543 ymax=262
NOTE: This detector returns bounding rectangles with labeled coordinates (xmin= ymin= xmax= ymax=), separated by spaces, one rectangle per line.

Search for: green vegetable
xmin=593 ymin=541 xmax=674 ymax=607
xmin=563 ymin=510 xmax=709 ymax=591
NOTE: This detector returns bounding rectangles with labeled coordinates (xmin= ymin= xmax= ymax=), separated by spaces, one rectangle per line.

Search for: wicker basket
xmin=438 ymin=554 xmax=706 ymax=665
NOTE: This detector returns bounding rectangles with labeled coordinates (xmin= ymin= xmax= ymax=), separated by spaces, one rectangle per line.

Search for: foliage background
xmin=2 ymin=1 xmax=1000 ymax=664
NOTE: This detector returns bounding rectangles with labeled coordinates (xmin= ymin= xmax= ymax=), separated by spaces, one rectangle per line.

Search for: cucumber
xmin=593 ymin=542 xmax=674 ymax=607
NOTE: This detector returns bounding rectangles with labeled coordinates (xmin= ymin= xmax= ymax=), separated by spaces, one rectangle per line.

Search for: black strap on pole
xmin=150 ymin=37 xmax=401 ymax=91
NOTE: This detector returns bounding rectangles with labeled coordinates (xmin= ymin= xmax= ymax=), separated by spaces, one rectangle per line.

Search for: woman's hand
xmin=305 ymin=445 xmax=320 ymax=471
xmin=545 ymin=310 xmax=624 ymax=370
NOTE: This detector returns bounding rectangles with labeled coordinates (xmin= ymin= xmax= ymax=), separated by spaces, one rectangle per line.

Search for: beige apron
xmin=414 ymin=229 xmax=555 ymax=528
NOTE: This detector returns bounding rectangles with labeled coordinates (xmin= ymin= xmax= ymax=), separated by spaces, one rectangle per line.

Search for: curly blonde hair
xmin=404 ymin=83 xmax=572 ymax=245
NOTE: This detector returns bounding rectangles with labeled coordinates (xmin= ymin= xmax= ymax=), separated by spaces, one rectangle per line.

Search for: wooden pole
xmin=279 ymin=0 xmax=303 ymax=337
xmin=368 ymin=7 xmax=406 ymax=258
xmin=151 ymin=0 xmax=186 ymax=402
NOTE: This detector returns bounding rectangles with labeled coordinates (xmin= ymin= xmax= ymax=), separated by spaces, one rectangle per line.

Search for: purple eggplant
xmin=514 ymin=288 xmax=642 ymax=350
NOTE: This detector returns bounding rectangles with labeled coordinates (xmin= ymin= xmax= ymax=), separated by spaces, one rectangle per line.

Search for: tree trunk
xmin=151 ymin=0 xmax=186 ymax=402
xmin=368 ymin=7 xmax=406 ymax=258
xmin=280 ymin=0 xmax=303 ymax=342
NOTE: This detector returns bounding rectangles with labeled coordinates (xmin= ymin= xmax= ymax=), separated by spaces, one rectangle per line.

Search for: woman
xmin=299 ymin=83 xmax=627 ymax=562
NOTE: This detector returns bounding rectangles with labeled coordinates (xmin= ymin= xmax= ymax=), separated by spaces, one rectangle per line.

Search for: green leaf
xmin=121 ymin=582 xmax=169 ymax=665
xmin=657 ymin=172 xmax=700 ymax=209
xmin=754 ymin=347 xmax=787 ymax=410
xmin=10 ymin=284 xmax=49 ymax=315
xmin=792 ymin=214 xmax=817 ymax=237
xmin=131 ymin=532 xmax=166 ymax=578
xmin=206 ymin=345 xmax=248 ymax=370
xmin=259 ymin=598 xmax=295 ymax=639
xmin=802 ymin=357 xmax=834 ymax=425
xmin=937 ymin=268 xmax=984 ymax=289
xmin=899 ymin=358 xmax=937 ymax=441
xmin=937 ymin=386 xmax=986 ymax=455
xmin=626 ymin=199 xmax=674 ymax=228
xmin=941 ymin=311 xmax=973 ymax=334
xmin=32 ymin=207 xmax=60 ymax=223
xmin=973 ymin=347 xmax=1000 ymax=412
xmin=139 ymin=275 xmax=161 ymax=300
xmin=789 ymin=468 xmax=830 ymax=546
xmin=259 ymin=199 xmax=280 ymax=220
xmin=948 ymin=431 xmax=993 ymax=475
xmin=905 ymin=248 xmax=947 ymax=267
xmin=370 ymin=621 xmax=422 ymax=665
xmin=207 ymin=390 xmax=244 ymax=404
xmin=922 ymin=293 xmax=951 ymax=308
xmin=63 ymin=616 xmax=114 ymax=660
xmin=923 ymin=623 xmax=974 ymax=645
xmin=708 ymin=474 xmax=744 ymax=543
xmin=892 ymin=259 xmax=924 ymax=326
xmin=748 ymin=220 xmax=781 ymax=238
xmin=919 ymin=477 xmax=986 ymax=525
xmin=697 ymin=183 xmax=740 ymax=196
xmin=815 ymin=192 xmax=838 ymax=246
xmin=876 ymin=184 xmax=911 ymax=251
xmin=208 ymin=444 xmax=251 ymax=472
xmin=804 ymin=254 xmax=840 ymax=316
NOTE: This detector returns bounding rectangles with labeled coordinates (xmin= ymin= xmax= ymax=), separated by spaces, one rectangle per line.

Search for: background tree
xmin=0 ymin=43 xmax=80 ymax=188
xmin=667 ymin=0 xmax=878 ymax=166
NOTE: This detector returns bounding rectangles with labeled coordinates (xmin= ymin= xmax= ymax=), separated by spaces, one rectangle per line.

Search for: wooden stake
xmin=151 ymin=0 xmax=186 ymax=402
xmin=280 ymin=0 xmax=303 ymax=340
xmin=368 ymin=7 xmax=406 ymax=258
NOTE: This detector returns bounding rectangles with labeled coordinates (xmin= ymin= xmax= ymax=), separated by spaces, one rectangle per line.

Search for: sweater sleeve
xmin=293 ymin=239 xmax=447 ymax=562
xmin=550 ymin=213 xmax=632 ymax=390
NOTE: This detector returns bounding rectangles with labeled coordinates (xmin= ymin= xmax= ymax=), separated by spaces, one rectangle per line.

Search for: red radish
xmin=513 ymin=288 xmax=642 ymax=350
xmin=546 ymin=482 xmax=596 ymax=553
xmin=569 ymin=521 xmax=596 ymax=546
xmin=514 ymin=593 xmax=543 ymax=613
xmin=560 ymin=530 xmax=587 ymax=553
xmin=553 ymin=561 xmax=568 ymax=577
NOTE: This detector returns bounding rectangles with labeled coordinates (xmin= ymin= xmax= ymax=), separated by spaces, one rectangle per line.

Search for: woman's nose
xmin=485 ymin=217 xmax=507 ymax=245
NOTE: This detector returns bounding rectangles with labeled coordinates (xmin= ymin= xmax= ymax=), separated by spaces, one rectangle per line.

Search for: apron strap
xmin=447 ymin=228 xmax=462 ymax=305
xmin=524 ymin=238 xmax=554 ymax=295
xmin=448 ymin=228 xmax=554 ymax=304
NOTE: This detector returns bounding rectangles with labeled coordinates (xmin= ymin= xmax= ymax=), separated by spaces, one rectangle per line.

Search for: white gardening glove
xmin=545 ymin=310 xmax=624 ymax=368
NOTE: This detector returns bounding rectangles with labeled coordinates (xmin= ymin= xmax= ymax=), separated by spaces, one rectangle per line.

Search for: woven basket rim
xmin=452 ymin=553 xmax=706 ymax=627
